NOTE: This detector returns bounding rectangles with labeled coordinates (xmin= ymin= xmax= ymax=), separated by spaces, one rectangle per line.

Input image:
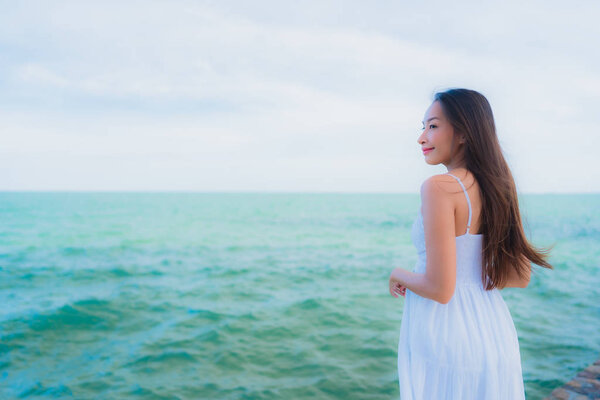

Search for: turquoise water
xmin=0 ymin=192 xmax=598 ymax=399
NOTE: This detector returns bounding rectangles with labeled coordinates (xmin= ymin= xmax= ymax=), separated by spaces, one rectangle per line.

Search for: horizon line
xmin=0 ymin=190 xmax=597 ymax=195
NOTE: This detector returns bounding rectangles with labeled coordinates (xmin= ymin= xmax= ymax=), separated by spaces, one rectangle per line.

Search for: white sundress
xmin=397 ymin=173 xmax=526 ymax=399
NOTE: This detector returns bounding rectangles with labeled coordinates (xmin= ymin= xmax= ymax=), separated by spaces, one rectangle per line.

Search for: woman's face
xmin=417 ymin=100 xmax=463 ymax=167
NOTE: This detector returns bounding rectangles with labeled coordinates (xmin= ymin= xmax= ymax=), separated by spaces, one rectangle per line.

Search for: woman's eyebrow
xmin=421 ymin=117 xmax=440 ymax=124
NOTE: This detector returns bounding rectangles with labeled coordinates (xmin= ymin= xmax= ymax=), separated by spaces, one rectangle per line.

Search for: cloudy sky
xmin=1 ymin=0 xmax=598 ymax=193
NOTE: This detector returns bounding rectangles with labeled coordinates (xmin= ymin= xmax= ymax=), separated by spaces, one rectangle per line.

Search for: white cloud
xmin=0 ymin=0 xmax=599 ymax=192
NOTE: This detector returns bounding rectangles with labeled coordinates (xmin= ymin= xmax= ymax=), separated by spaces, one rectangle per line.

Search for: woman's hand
xmin=389 ymin=268 xmax=407 ymax=298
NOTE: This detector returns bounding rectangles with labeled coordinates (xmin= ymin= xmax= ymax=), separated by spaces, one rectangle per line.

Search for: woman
xmin=389 ymin=88 xmax=554 ymax=399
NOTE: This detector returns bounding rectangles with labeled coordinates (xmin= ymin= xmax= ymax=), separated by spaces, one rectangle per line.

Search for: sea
xmin=1 ymin=192 xmax=598 ymax=399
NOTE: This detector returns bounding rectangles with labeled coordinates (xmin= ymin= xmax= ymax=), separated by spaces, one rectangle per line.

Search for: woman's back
xmin=397 ymin=172 xmax=526 ymax=399
xmin=413 ymin=171 xmax=485 ymax=285
xmin=443 ymin=169 xmax=482 ymax=237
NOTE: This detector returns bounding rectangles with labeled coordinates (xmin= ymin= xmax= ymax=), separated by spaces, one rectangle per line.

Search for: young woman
xmin=389 ymin=88 xmax=554 ymax=399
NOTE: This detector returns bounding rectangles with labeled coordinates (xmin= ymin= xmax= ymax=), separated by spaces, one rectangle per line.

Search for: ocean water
xmin=0 ymin=192 xmax=598 ymax=399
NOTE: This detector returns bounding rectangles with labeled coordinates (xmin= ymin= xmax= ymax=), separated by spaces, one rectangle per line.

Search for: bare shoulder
xmin=420 ymin=174 xmax=455 ymax=213
xmin=420 ymin=174 xmax=457 ymax=197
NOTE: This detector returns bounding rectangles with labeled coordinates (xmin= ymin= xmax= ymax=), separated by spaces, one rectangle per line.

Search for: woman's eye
xmin=430 ymin=124 xmax=436 ymax=129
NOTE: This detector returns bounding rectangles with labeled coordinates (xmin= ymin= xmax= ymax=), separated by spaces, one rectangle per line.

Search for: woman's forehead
xmin=422 ymin=102 xmax=443 ymax=123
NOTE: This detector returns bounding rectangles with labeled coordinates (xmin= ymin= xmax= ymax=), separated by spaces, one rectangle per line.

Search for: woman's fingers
xmin=389 ymin=278 xmax=407 ymax=298
xmin=398 ymin=286 xmax=406 ymax=297
xmin=391 ymin=286 xmax=405 ymax=298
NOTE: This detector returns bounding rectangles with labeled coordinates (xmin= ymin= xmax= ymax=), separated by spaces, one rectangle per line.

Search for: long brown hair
xmin=433 ymin=88 xmax=554 ymax=290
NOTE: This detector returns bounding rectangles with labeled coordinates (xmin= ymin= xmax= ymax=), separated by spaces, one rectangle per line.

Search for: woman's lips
xmin=423 ymin=147 xmax=434 ymax=154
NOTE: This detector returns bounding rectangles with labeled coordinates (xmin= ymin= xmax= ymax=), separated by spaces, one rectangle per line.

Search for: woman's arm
xmin=390 ymin=176 xmax=458 ymax=304
xmin=390 ymin=267 xmax=450 ymax=303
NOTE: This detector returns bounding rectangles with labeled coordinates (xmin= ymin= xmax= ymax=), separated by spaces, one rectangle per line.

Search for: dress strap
xmin=446 ymin=173 xmax=472 ymax=235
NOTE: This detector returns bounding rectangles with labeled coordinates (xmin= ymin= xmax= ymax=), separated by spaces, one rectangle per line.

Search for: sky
xmin=1 ymin=0 xmax=599 ymax=193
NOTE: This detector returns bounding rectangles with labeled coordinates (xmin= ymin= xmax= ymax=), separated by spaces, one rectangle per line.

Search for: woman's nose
xmin=417 ymin=131 xmax=425 ymax=144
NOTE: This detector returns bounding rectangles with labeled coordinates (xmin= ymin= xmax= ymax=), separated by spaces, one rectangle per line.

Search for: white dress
xmin=397 ymin=173 xmax=526 ymax=399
